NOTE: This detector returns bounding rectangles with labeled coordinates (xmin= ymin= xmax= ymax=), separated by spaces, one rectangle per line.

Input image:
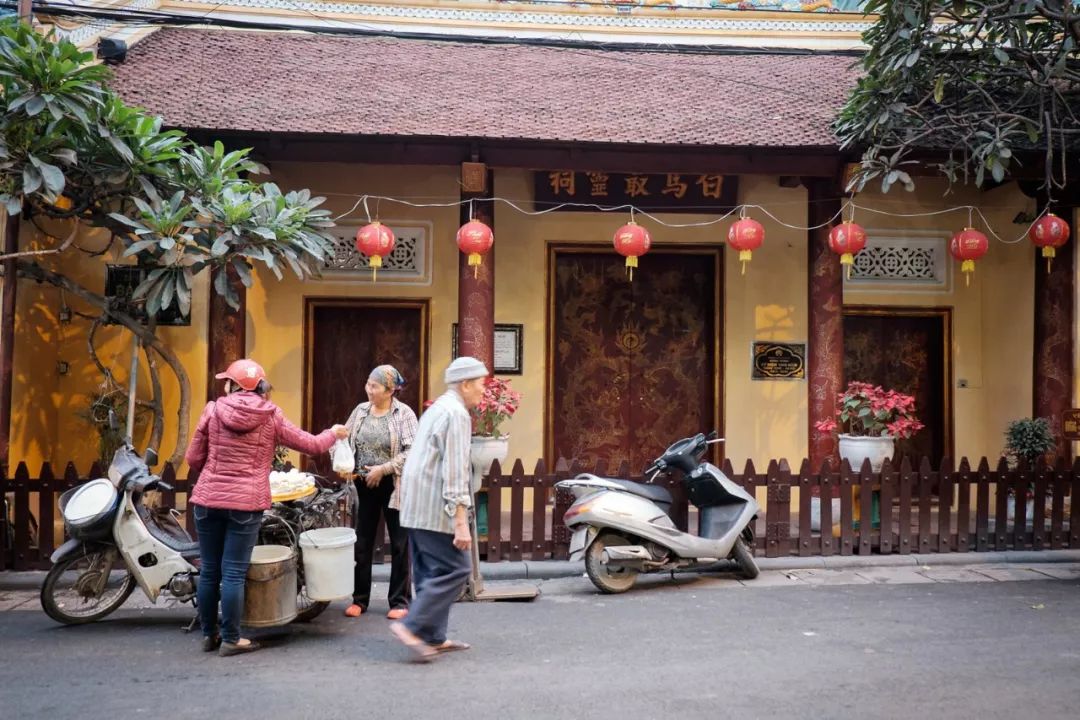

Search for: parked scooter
xmin=556 ymin=432 xmax=760 ymax=594
xmin=41 ymin=440 xmax=199 ymax=624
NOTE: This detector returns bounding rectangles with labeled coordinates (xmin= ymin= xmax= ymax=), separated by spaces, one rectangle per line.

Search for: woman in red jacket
xmin=185 ymin=358 xmax=347 ymax=656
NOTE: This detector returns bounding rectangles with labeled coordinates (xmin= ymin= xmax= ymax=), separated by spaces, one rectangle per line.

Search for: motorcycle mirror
xmin=144 ymin=447 xmax=159 ymax=467
xmin=706 ymin=430 xmax=719 ymax=440
xmin=108 ymin=409 xmax=119 ymax=433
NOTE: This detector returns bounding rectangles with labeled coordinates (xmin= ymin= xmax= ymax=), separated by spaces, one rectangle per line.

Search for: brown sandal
xmin=389 ymin=621 xmax=437 ymax=663
xmin=431 ymin=640 xmax=471 ymax=655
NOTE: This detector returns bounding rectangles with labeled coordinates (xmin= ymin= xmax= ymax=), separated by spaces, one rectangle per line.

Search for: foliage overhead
xmin=0 ymin=20 xmax=337 ymax=317
xmin=835 ymin=1 xmax=1080 ymax=194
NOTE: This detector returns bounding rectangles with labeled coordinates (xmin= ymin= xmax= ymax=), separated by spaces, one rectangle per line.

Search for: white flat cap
xmin=445 ymin=356 xmax=489 ymax=384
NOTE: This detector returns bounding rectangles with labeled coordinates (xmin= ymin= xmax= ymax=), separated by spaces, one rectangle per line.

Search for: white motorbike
xmin=556 ymin=432 xmax=760 ymax=594
xmin=41 ymin=442 xmax=199 ymax=624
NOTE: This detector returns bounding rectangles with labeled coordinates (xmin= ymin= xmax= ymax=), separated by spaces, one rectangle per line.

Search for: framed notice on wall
xmin=751 ymin=342 xmax=806 ymax=380
xmin=452 ymin=323 xmax=523 ymax=375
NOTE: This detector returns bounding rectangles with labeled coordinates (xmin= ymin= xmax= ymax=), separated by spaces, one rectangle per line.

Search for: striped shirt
xmin=399 ymin=389 xmax=472 ymax=534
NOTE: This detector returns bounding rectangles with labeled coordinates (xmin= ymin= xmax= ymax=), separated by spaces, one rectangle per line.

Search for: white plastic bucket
xmin=298 ymin=527 xmax=356 ymax=601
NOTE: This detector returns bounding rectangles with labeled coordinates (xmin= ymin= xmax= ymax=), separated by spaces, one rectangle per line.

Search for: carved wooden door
xmin=843 ymin=309 xmax=950 ymax=464
xmin=305 ymin=300 xmax=426 ymax=475
xmin=551 ymin=250 xmax=718 ymax=473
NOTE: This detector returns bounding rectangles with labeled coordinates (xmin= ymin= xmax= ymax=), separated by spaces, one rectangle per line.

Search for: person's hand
xmin=362 ymin=464 xmax=385 ymax=488
xmin=453 ymin=521 xmax=472 ymax=551
xmin=331 ymin=424 xmax=348 ymax=439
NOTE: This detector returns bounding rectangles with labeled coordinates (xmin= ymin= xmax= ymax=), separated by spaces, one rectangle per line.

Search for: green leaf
xmin=933 ymin=75 xmax=944 ymax=103
xmin=22 ymin=165 xmax=42 ymax=195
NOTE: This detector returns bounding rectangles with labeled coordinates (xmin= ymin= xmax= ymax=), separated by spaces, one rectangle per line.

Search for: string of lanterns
xmin=345 ymin=194 xmax=1071 ymax=285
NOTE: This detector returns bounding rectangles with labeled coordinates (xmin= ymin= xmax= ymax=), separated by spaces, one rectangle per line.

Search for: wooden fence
xmin=2 ymin=456 xmax=1077 ymax=571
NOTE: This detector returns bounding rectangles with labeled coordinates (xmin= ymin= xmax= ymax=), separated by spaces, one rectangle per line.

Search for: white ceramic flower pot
xmin=469 ymin=435 xmax=509 ymax=495
xmin=838 ymin=434 xmax=895 ymax=473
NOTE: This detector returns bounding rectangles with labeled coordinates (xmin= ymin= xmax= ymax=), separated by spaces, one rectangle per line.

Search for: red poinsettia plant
xmin=471 ymin=376 xmax=522 ymax=438
xmin=813 ymin=381 xmax=924 ymax=439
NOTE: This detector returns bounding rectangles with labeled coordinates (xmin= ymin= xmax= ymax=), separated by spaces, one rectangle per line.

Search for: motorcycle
xmin=555 ymin=432 xmax=760 ymax=594
xmin=41 ymin=441 xmax=199 ymax=624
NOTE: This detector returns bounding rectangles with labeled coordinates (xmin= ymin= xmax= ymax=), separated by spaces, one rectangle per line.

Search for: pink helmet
xmin=215 ymin=358 xmax=267 ymax=392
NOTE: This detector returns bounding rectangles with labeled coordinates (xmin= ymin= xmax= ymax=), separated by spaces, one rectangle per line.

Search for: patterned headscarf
xmin=369 ymin=364 xmax=406 ymax=393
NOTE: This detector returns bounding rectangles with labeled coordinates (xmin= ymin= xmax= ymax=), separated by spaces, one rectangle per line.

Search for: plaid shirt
xmin=344 ymin=397 xmax=418 ymax=510
xmin=399 ymin=389 xmax=472 ymax=534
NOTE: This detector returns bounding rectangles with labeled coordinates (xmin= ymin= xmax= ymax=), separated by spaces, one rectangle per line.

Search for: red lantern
xmin=727 ymin=218 xmax=764 ymax=275
xmin=827 ymin=222 xmax=867 ymax=279
xmin=355 ymin=221 xmax=396 ymax=281
xmin=949 ymin=227 xmax=989 ymax=287
xmin=457 ymin=219 xmax=494 ymax=278
xmin=612 ymin=221 xmax=651 ymax=281
xmin=1028 ymin=213 xmax=1071 ymax=272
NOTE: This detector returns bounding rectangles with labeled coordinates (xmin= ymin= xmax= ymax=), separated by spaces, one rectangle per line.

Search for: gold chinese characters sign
xmin=1063 ymin=409 xmax=1080 ymax=441
xmin=751 ymin=342 xmax=806 ymax=381
xmin=535 ymin=171 xmax=738 ymax=212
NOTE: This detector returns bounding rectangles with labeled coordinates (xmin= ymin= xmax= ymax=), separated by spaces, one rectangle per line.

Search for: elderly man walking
xmin=389 ymin=356 xmax=488 ymax=662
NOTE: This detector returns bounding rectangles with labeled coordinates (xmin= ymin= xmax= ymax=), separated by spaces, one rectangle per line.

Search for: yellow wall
xmin=2 ymin=165 xmax=1053 ymax=474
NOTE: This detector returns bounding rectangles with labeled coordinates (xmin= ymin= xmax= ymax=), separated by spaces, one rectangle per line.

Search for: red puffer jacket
xmin=186 ymin=392 xmax=336 ymax=511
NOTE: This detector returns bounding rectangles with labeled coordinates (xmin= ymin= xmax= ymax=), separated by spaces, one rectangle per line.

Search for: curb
xmin=5 ymin=550 xmax=1079 ymax=590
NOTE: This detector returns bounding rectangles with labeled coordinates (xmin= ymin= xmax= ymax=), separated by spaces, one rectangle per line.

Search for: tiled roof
xmin=109 ymin=29 xmax=862 ymax=148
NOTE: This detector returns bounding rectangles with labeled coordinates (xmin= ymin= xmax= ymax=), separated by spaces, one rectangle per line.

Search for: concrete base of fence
xmin=5 ymin=550 xmax=1080 ymax=591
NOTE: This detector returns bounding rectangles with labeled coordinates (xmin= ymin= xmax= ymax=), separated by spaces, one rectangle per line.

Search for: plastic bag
xmin=331 ymin=438 xmax=355 ymax=475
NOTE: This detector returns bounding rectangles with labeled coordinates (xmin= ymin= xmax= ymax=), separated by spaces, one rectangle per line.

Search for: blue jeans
xmin=193 ymin=504 xmax=263 ymax=644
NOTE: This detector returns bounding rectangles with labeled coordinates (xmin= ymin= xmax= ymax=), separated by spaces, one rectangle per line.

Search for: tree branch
xmin=5 ymin=260 xmax=191 ymax=464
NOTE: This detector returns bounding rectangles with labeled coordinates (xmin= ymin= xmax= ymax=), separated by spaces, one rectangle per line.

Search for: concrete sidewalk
xmin=4 ymin=548 xmax=1080 ymax=590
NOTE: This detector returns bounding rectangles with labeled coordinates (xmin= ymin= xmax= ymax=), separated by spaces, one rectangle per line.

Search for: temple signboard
xmin=534 ymin=171 xmax=738 ymax=213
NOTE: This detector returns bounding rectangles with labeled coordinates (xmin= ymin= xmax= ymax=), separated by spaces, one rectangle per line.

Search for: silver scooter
xmin=556 ymin=432 xmax=760 ymax=593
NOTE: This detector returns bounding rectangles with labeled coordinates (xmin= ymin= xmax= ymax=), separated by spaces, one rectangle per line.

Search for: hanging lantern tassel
xmin=457 ymin=219 xmax=494 ymax=279
xmin=948 ymin=227 xmax=988 ymax=288
xmin=828 ymin=222 xmax=867 ymax=281
xmin=612 ymin=221 xmax=651 ymax=282
xmin=355 ymin=221 xmax=396 ymax=283
xmin=727 ymin=218 xmax=765 ymax=276
xmin=1028 ymin=213 xmax=1071 ymax=274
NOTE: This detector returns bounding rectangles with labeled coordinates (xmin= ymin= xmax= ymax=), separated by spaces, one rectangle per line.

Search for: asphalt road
xmin=1 ymin=566 xmax=1078 ymax=720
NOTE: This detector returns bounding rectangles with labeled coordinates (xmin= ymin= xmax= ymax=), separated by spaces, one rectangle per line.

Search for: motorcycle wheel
xmin=731 ymin=537 xmax=760 ymax=580
xmin=40 ymin=549 xmax=136 ymax=625
xmin=293 ymin=574 xmax=329 ymax=623
xmin=585 ymin=531 xmax=639 ymax=594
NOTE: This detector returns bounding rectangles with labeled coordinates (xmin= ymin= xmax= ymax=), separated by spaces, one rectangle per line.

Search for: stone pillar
xmin=804 ymin=177 xmax=844 ymax=475
xmin=457 ymin=167 xmax=495 ymax=372
xmin=0 ymin=212 xmax=18 ymax=477
xmin=1033 ymin=203 xmax=1076 ymax=461
xmin=206 ymin=266 xmax=247 ymax=401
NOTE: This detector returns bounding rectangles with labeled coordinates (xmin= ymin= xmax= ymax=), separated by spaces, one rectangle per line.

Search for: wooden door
xmin=304 ymin=299 xmax=428 ymax=475
xmin=843 ymin=308 xmax=951 ymax=464
xmin=549 ymin=249 xmax=720 ymax=473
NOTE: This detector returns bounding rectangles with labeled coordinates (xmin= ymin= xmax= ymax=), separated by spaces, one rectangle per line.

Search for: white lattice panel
xmin=320 ymin=222 xmax=430 ymax=283
xmin=845 ymin=232 xmax=952 ymax=293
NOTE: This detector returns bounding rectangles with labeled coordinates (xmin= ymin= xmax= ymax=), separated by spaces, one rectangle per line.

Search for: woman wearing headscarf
xmin=340 ymin=364 xmax=418 ymax=619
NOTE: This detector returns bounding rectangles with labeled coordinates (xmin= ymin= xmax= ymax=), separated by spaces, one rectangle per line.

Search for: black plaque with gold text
xmin=752 ymin=342 xmax=806 ymax=381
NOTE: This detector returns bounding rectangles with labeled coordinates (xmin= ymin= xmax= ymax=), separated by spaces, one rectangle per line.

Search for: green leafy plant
xmin=835 ymin=2 xmax=1080 ymax=195
xmin=1003 ymin=417 xmax=1056 ymax=468
xmin=0 ymin=21 xmax=339 ymax=463
xmin=814 ymin=381 xmax=924 ymax=439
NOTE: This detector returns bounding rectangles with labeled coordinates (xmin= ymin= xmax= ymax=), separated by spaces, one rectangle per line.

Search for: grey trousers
xmin=403 ymin=527 xmax=471 ymax=645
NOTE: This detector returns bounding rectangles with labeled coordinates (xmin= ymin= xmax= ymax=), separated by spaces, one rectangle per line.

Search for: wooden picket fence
xmin=2 ymin=456 xmax=1077 ymax=571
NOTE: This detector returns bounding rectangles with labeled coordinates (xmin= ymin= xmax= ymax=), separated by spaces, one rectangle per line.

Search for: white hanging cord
xmin=329 ymin=192 xmax=1046 ymax=244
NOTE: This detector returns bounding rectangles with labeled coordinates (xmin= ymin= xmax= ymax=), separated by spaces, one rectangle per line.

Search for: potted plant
xmin=814 ymin=381 xmax=924 ymax=472
xmin=469 ymin=377 xmax=521 ymax=536
xmin=813 ymin=381 xmax=923 ymax=531
xmin=1001 ymin=417 xmax=1056 ymax=527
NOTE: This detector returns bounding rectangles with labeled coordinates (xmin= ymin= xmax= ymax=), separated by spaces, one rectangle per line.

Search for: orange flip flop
xmin=386 ymin=607 xmax=408 ymax=620
xmin=344 ymin=604 xmax=363 ymax=618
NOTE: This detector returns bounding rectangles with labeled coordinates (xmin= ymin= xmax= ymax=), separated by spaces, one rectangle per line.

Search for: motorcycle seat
xmin=137 ymin=504 xmax=200 ymax=556
xmin=598 ymin=478 xmax=673 ymax=506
